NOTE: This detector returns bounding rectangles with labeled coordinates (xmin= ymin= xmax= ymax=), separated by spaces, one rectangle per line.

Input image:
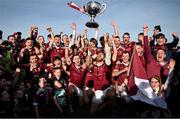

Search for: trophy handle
xmin=83 ymin=5 xmax=89 ymax=15
xmin=97 ymin=3 xmax=106 ymax=16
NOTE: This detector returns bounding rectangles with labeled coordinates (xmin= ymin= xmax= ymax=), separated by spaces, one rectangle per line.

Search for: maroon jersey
xmin=79 ymin=47 xmax=87 ymax=60
xmin=46 ymin=64 xmax=65 ymax=77
xmin=70 ymin=63 xmax=85 ymax=89
xmin=92 ymin=63 xmax=111 ymax=90
xmin=28 ymin=47 xmax=37 ymax=55
xmin=117 ymin=47 xmax=125 ymax=61
xmin=158 ymin=62 xmax=169 ymax=84
xmin=153 ymin=45 xmax=167 ymax=54
xmin=41 ymin=44 xmax=51 ymax=63
xmin=89 ymin=48 xmax=103 ymax=56
xmin=111 ymin=46 xmax=125 ymax=62
xmin=50 ymin=47 xmax=65 ymax=62
xmin=30 ymin=62 xmax=46 ymax=76
xmin=113 ymin=62 xmax=129 ymax=85
xmin=139 ymin=55 xmax=146 ymax=68
xmin=84 ymin=69 xmax=93 ymax=87
xmin=120 ymin=41 xmax=135 ymax=56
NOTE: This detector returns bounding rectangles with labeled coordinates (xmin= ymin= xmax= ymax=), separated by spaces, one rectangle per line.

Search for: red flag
xmin=127 ymin=38 xmax=167 ymax=109
xmin=67 ymin=1 xmax=85 ymax=13
xmin=128 ymin=48 xmax=148 ymax=95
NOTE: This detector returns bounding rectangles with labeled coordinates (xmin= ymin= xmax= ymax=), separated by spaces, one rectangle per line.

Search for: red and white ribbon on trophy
xmin=67 ymin=1 xmax=85 ymax=14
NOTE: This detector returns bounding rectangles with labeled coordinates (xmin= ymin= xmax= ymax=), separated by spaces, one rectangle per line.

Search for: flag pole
xmin=127 ymin=45 xmax=135 ymax=77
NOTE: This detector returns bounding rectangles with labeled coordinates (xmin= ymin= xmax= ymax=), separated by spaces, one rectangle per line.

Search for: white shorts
xmin=92 ymin=87 xmax=112 ymax=104
xmin=69 ymin=82 xmax=83 ymax=97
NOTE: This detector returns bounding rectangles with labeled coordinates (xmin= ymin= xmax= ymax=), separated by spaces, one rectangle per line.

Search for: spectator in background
xmin=150 ymin=27 xmax=179 ymax=60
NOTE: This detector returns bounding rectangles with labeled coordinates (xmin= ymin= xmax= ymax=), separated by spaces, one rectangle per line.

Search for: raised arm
xmin=167 ymin=32 xmax=179 ymax=49
xmin=104 ymin=33 xmax=111 ymax=66
xmin=94 ymin=27 xmax=99 ymax=40
xmin=82 ymin=29 xmax=88 ymax=39
xmin=29 ymin=26 xmax=33 ymax=38
xmin=111 ymin=35 xmax=117 ymax=62
xmin=64 ymin=36 xmax=69 ymax=59
xmin=69 ymin=22 xmax=77 ymax=48
xmin=75 ymin=34 xmax=81 ymax=48
xmin=47 ymin=27 xmax=55 ymax=48
xmin=29 ymin=26 xmax=38 ymax=42
xmin=111 ymin=20 xmax=120 ymax=37
xmin=143 ymin=25 xmax=155 ymax=64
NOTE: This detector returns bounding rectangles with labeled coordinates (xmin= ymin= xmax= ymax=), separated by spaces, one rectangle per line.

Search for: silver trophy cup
xmin=83 ymin=1 xmax=106 ymax=28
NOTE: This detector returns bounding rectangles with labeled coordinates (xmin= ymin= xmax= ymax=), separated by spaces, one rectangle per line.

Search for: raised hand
xmin=104 ymin=32 xmax=110 ymax=43
xmin=143 ymin=24 xmax=148 ymax=36
xmin=47 ymin=27 xmax=52 ymax=33
xmin=71 ymin=22 xmax=77 ymax=30
xmin=111 ymin=20 xmax=117 ymax=28
xmin=82 ymin=29 xmax=88 ymax=38
xmin=172 ymin=32 xmax=178 ymax=38
xmin=32 ymin=26 xmax=38 ymax=32
xmin=84 ymin=29 xmax=88 ymax=34
xmin=60 ymin=32 xmax=63 ymax=35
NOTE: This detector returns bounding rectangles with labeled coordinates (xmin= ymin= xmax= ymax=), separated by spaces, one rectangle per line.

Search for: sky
xmin=0 ymin=0 xmax=180 ymax=45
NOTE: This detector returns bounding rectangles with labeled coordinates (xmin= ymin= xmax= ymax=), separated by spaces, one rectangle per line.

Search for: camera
xmin=154 ymin=25 xmax=161 ymax=32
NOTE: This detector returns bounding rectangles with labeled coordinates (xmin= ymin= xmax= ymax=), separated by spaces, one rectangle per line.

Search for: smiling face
xmin=29 ymin=55 xmax=38 ymax=64
xmin=54 ymin=36 xmax=61 ymax=46
xmin=114 ymin=37 xmax=121 ymax=48
xmin=156 ymin=49 xmax=166 ymax=62
xmin=8 ymin=35 xmax=16 ymax=44
xmin=62 ymin=35 xmax=70 ymax=44
xmin=89 ymin=41 xmax=96 ymax=49
xmin=135 ymin=44 xmax=144 ymax=56
xmin=156 ymin=37 xmax=166 ymax=46
xmin=73 ymin=55 xmax=81 ymax=66
xmin=25 ymin=39 xmax=33 ymax=49
xmin=150 ymin=77 xmax=160 ymax=94
xmin=54 ymin=80 xmax=62 ymax=88
xmin=38 ymin=36 xmax=45 ymax=45
xmin=53 ymin=59 xmax=61 ymax=67
xmin=123 ymin=34 xmax=130 ymax=45
xmin=121 ymin=52 xmax=130 ymax=63
xmin=96 ymin=52 xmax=104 ymax=62
xmin=38 ymin=77 xmax=47 ymax=88
xmin=84 ymin=38 xmax=89 ymax=46
xmin=53 ymin=68 xmax=61 ymax=79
